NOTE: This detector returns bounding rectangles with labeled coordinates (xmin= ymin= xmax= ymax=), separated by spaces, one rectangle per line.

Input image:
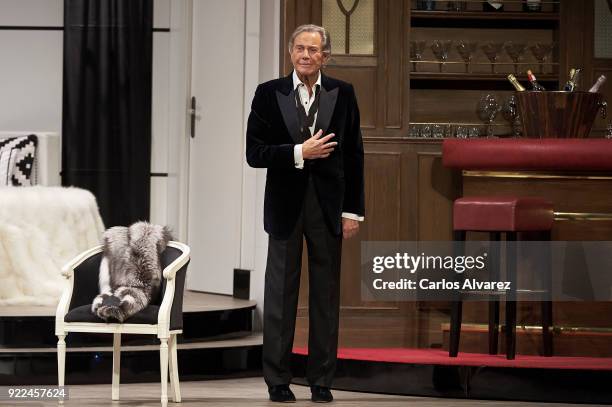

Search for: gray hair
xmin=288 ymin=24 xmax=331 ymax=56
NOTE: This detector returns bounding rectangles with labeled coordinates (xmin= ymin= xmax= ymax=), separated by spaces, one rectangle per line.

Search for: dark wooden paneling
xmin=383 ymin=0 xmax=404 ymax=129
xmin=441 ymin=323 xmax=612 ymax=357
xmin=281 ymin=0 xmax=321 ymax=75
xmin=294 ymin=140 xmax=458 ymax=349
xmin=324 ymin=66 xmax=377 ymax=128
xmin=459 ymin=172 xmax=612 ymax=355
xmin=463 ymin=175 xmax=612 ymax=216
xmin=578 ymin=0 xmax=611 ymax=137
xmin=284 ymin=0 xmax=610 ymax=354
xmin=416 ymin=152 xmax=460 ymax=240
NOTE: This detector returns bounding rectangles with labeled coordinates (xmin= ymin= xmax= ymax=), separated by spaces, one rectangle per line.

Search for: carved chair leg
xmin=169 ymin=334 xmax=181 ymax=402
xmin=57 ymin=334 xmax=66 ymax=404
xmin=160 ymin=338 xmax=169 ymax=406
xmin=112 ymin=333 xmax=121 ymax=400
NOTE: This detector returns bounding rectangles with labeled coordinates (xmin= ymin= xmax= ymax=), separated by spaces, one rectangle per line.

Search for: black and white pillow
xmin=0 ymin=134 xmax=38 ymax=186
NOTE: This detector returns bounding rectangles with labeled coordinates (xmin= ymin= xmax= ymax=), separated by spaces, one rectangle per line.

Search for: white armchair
xmin=55 ymin=241 xmax=190 ymax=406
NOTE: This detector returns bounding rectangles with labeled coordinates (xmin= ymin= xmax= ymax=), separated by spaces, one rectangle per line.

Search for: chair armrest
xmin=55 ymin=245 xmax=103 ymax=335
xmin=162 ymin=241 xmax=190 ymax=280
xmin=163 ymin=241 xmax=191 ymax=280
xmin=61 ymin=245 xmax=104 ymax=278
xmin=158 ymin=241 xmax=191 ymax=336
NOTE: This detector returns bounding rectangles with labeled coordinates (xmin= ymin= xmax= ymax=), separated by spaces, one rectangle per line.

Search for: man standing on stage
xmin=246 ymin=24 xmax=365 ymax=403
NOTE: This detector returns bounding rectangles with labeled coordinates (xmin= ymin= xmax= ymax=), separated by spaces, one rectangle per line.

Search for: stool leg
xmin=449 ymin=301 xmax=463 ymax=357
xmin=506 ymin=232 xmax=517 ymax=360
xmin=449 ymin=230 xmax=465 ymax=357
xmin=541 ymin=230 xmax=554 ymax=356
xmin=488 ymin=232 xmax=501 ymax=355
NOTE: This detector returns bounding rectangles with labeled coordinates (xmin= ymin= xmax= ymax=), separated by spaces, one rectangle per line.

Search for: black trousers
xmin=263 ymin=177 xmax=342 ymax=387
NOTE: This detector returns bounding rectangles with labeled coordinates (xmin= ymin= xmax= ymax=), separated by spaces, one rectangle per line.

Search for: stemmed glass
xmin=455 ymin=126 xmax=468 ymax=139
xmin=530 ymin=43 xmax=555 ymax=74
xmin=456 ymin=41 xmax=478 ymax=73
xmin=505 ymin=41 xmax=528 ymax=74
xmin=502 ymin=95 xmax=522 ymax=138
xmin=477 ymin=94 xmax=502 ymax=138
xmin=431 ymin=40 xmax=453 ymax=72
xmin=432 ymin=124 xmax=445 ymax=138
xmin=410 ymin=40 xmax=427 ymax=72
xmin=481 ymin=42 xmax=505 ymax=74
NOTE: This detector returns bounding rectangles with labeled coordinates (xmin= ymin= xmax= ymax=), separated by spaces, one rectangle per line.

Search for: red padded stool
xmin=449 ymin=196 xmax=554 ymax=360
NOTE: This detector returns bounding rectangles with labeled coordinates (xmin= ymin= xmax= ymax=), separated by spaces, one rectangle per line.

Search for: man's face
xmin=290 ymin=31 xmax=328 ymax=79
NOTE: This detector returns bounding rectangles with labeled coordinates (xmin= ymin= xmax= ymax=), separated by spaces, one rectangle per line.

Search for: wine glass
xmin=431 ymin=40 xmax=453 ymax=72
xmin=432 ymin=124 xmax=445 ymax=138
xmin=530 ymin=42 xmax=555 ymax=74
xmin=477 ymin=94 xmax=502 ymax=138
xmin=445 ymin=124 xmax=454 ymax=138
xmin=410 ymin=40 xmax=427 ymax=72
xmin=469 ymin=126 xmax=481 ymax=138
xmin=409 ymin=124 xmax=421 ymax=138
xmin=455 ymin=126 xmax=468 ymax=139
xmin=504 ymin=41 xmax=528 ymax=74
xmin=456 ymin=41 xmax=478 ymax=73
xmin=502 ymin=95 xmax=522 ymax=138
xmin=481 ymin=42 xmax=505 ymax=74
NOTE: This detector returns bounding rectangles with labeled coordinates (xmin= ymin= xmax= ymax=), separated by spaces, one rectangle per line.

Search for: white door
xmin=187 ymin=0 xmax=246 ymax=294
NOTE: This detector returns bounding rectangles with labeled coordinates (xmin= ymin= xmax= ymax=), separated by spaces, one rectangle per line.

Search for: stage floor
xmin=0 ymin=290 xmax=256 ymax=317
xmin=293 ymin=347 xmax=612 ymax=370
xmin=3 ymin=377 xmax=598 ymax=407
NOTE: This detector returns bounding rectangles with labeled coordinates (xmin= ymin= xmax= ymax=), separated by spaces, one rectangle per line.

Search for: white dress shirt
xmin=291 ymin=71 xmax=364 ymax=222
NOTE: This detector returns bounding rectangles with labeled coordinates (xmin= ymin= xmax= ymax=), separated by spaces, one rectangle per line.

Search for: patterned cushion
xmin=0 ymin=135 xmax=38 ymax=186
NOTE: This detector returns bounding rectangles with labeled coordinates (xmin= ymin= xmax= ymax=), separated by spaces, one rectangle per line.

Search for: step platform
xmin=291 ymin=347 xmax=612 ymax=404
xmin=0 ymin=291 xmax=262 ymax=385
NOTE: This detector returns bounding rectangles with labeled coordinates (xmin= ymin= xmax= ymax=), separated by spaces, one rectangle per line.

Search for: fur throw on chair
xmin=92 ymin=222 xmax=173 ymax=323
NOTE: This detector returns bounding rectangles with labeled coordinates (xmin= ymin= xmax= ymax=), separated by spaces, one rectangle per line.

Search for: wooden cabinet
xmin=281 ymin=0 xmax=611 ymax=354
xmin=409 ymin=1 xmax=563 ymax=137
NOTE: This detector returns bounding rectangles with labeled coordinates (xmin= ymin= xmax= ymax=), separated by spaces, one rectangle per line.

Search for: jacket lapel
xmin=315 ymin=74 xmax=338 ymax=136
xmin=276 ymin=75 xmax=301 ymax=144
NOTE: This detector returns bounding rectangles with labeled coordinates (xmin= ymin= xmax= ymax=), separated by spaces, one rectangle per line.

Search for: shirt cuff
xmin=294 ymin=144 xmax=304 ymax=169
xmin=342 ymin=212 xmax=364 ymax=222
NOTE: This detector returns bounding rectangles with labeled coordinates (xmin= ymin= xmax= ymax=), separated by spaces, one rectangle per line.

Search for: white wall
xmin=246 ymin=0 xmax=281 ymax=329
xmin=150 ymin=0 xmax=172 ymax=227
xmin=165 ymin=0 xmax=279 ymax=326
xmin=0 ymin=0 xmax=177 ymax=232
xmin=0 ymin=0 xmax=279 ymax=327
xmin=0 ymin=0 xmax=63 ymax=133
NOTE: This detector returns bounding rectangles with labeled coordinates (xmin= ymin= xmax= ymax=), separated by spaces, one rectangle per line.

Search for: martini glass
xmin=505 ymin=41 xmax=528 ymax=74
xmin=530 ymin=43 xmax=555 ymax=74
xmin=410 ymin=40 xmax=427 ymax=72
xmin=456 ymin=41 xmax=478 ymax=73
xmin=431 ymin=40 xmax=453 ymax=72
xmin=481 ymin=42 xmax=505 ymax=74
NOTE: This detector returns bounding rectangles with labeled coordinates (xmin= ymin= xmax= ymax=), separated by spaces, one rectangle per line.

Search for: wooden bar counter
xmin=442 ymin=138 xmax=612 ymax=357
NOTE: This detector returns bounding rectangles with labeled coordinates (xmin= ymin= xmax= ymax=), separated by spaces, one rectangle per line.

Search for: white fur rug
xmin=0 ymin=186 xmax=105 ymax=306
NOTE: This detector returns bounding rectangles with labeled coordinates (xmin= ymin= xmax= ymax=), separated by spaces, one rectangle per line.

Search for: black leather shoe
xmin=311 ymin=386 xmax=333 ymax=403
xmin=268 ymin=385 xmax=296 ymax=403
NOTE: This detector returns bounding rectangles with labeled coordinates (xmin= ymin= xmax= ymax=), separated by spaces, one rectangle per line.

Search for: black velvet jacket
xmin=246 ymin=73 xmax=365 ymax=239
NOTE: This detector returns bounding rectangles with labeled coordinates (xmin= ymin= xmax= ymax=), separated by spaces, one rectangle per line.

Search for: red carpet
xmin=293 ymin=347 xmax=612 ymax=371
